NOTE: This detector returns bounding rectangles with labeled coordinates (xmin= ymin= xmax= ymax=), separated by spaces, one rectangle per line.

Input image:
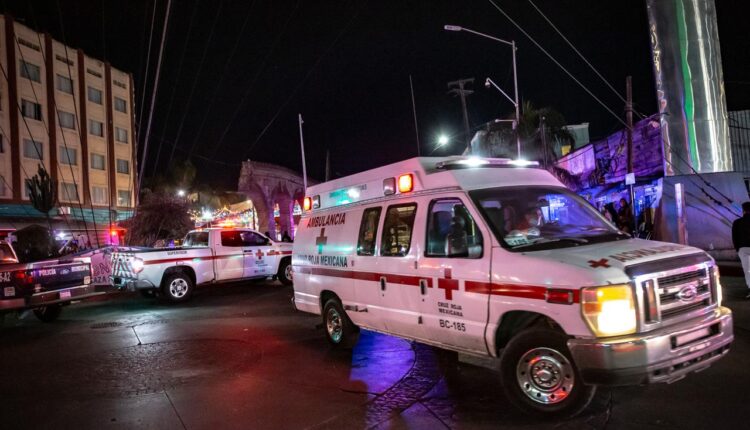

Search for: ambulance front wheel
xmin=278 ymin=258 xmax=293 ymax=286
xmin=323 ymin=299 xmax=359 ymax=348
xmin=499 ymin=328 xmax=596 ymax=418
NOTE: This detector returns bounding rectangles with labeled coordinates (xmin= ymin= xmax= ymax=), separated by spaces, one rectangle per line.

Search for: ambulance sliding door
xmin=375 ymin=202 xmax=424 ymax=339
xmin=415 ymin=196 xmax=491 ymax=353
xmin=351 ymin=206 xmax=387 ymax=331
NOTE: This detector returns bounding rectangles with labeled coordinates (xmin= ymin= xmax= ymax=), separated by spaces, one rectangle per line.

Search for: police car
xmin=291 ymin=156 xmax=733 ymax=417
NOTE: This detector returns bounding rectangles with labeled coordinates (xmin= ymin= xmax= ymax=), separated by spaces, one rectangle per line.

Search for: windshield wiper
xmin=513 ymin=237 xmax=589 ymax=250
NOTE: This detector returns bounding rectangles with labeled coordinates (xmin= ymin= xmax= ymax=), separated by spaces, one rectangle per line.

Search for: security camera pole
xmin=448 ymin=78 xmax=475 ymax=154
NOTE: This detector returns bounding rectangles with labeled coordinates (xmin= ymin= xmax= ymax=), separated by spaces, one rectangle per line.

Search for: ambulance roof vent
xmin=435 ymin=157 xmax=539 ymax=170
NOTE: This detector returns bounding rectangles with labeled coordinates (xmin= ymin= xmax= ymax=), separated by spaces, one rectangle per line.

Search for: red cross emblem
xmin=255 ymin=249 xmax=264 ymax=260
xmin=588 ymin=258 xmax=610 ymax=268
xmin=315 ymin=228 xmax=327 ymax=255
xmin=437 ymin=268 xmax=459 ymax=300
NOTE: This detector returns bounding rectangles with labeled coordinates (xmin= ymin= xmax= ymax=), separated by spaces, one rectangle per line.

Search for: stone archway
xmin=237 ymin=160 xmax=312 ymax=238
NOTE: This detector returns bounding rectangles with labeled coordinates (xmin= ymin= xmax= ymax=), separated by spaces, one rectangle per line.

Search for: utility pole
xmin=448 ymin=78 xmax=474 ymax=154
xmin=539 ymin=115 xmax=547 ymax=169
xmin=298 ymin=114 xmax=308 ymax=191
xmin=325 ymin=149 xmax=331 ymax=182
xmin=625 ymin=76 xmax=636 ymax=236
xmin=409 ymin=75 xmax=421 ymax=156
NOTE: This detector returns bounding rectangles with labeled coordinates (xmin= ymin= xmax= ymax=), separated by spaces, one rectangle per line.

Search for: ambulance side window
xmin=425 ymin=198 xmax=483 ymax=258
xmin=357 ymin=207 xmax=382 ymax=256
xmin=380 ymin=203 xmax=417 ymax=257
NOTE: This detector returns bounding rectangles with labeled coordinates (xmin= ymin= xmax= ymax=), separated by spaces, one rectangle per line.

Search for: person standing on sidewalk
xmin=732 ymin=201 xmax=750 ymax=298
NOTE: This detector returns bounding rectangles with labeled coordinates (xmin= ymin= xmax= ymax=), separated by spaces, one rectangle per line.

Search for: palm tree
xmin=471 ymin=101 xmax=574 ymax=165
xmin=26 ymin=164 xmax=58 ymax=253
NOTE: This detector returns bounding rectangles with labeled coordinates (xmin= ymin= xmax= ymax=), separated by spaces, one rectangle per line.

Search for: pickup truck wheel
xmin=277 ymin=258 xmax=293 ymax=286
xmin=33 ymin=304 xmax=63 ymax=323
xmin=323 ymin=299 xmax=359 ymax=348
xmin=499 ymin=328 xmax=596 ymax=418
xmin=161 ymin=272 xmax=194 ymax=303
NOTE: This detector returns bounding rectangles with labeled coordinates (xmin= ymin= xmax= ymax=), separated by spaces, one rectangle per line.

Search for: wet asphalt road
xmin=0 ymin=277 xmax=747 ymax=430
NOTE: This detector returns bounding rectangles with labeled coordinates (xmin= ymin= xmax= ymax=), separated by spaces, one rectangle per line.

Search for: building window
xmin=89 ymin=119 xmax=104 ymax=137
xmin=116 ymin=159 xmax=130 ymax=174
xmin=23 ymin=139 xmax=43 ymax=160
xmin=58 ymin=111 xmax=76 ymax=130
xmin=91 ymin=186 xmax=107 ymax=205
xmin=61 ymin=182 xmax=78 ymax=202
xmin=90 ymin=153 xmax=106 ymax=170
xmin=0 ymin=135 xmax=4 ymax=153
xmin=0 ymin=175 xmax=6 ymax=197
xmin=56 ymin=74 xmax=73 ymax=94
xmin=19 ymin=61 xmax=41 ymax=82
xmin=115 ymin=127 xmax=128 ymax=143
xmin=87 ymin=86 xmax=103 ymax=104
xmin=114 ymin=97 xmax=127 ymax=113
xmin=117 ymin=190 xmax=131 ymax=207
xmin=21 ymin=99 xmax=42 ymax=121
xmin=59 ymin=146 xmax=77 ymax=165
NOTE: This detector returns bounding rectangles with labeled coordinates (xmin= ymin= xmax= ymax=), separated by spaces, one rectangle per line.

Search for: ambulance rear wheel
xmin=323 ymin=299 xmax=359 ymax=348
xmin=278 ymin=258 xmax=293 ymax=286
xmin=499 ymin=328 xmax=595 ymax=418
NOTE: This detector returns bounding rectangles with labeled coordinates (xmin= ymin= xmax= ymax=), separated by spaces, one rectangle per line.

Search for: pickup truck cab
xmin=1 ymin=240 xmax=95 ymax=324
xmin=292 ymin=156 xmax=733 ymax=417
xmin=111 ymin=228 xmax=293 ymax=302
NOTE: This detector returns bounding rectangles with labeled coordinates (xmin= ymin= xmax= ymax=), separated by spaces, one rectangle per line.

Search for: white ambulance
xmin=291 ymin=156 xmax=733 ymax=417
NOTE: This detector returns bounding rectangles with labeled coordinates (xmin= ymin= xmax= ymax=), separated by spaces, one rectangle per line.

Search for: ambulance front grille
xmin=638 ymin=263 xmax=717 ymax=331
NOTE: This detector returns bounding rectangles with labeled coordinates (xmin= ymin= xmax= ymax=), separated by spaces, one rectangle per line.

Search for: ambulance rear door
xmin=350 ymin=205 xmax=388 ymax=331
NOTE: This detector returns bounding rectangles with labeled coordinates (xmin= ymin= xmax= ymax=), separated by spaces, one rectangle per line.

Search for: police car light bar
xmin=435 ymin=157 xmax=539 ymax=170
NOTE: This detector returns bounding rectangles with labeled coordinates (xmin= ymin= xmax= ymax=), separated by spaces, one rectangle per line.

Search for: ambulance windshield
xmin=470 ymin=186 xmax=627 ymax=251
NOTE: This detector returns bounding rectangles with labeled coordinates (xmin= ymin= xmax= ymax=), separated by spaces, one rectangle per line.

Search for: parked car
xmin=1 ymin=240 xmax=96 ymax=324
xmin=110 ymin=228 xmax=293 ymax=302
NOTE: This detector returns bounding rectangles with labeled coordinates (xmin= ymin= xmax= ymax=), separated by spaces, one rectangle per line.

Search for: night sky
xmin=3 ymin=0 xmax=748 ymax=188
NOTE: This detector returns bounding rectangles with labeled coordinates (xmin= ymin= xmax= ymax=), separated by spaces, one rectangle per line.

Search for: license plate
xmin=3 ymin=286 xmax=15 ymax=297
xmin=59 ymin=290 xmax=72 ymax=299
xmin=674 ymin=326 xmax=712 ymax=348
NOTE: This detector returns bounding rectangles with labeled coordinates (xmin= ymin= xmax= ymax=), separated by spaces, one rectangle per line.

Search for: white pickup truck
xmin=110 ymin=228 xmax=293 ymax=302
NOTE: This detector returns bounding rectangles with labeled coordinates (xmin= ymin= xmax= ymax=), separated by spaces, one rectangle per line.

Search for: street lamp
xmin=177 ymin=189 xmax=186 ymax=197
xmin=430 ymin=134 xmax=450 ymax=155
xmin=444 ymin=25 xmax=521 ymax=158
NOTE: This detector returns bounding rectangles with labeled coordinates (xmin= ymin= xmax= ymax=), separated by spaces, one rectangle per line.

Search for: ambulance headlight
xmin=581 ymin=284 xmax=636 ymax=337
xmin=131 ymin=257 xmax=144 ymax=274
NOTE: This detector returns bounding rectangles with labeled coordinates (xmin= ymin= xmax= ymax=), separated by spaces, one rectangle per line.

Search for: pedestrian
xmin=617 ymin=198 xmax=633 ymax=234
xmin=732 ymin=201 xmax=750 ymax=298
xmin=281 ymin=231 xmax=292 ymax=242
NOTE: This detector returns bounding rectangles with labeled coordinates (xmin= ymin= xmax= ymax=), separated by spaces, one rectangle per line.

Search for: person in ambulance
xmin=291 ymin=156 xmax=733 ymax=418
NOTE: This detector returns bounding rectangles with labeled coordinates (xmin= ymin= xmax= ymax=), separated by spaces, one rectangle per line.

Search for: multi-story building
xmin=0 ymin=14 xmax=136 ymax=245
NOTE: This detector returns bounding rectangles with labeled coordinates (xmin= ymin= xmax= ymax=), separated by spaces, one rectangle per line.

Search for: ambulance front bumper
xmin=567 ymin=306 xmax=733 ymax=386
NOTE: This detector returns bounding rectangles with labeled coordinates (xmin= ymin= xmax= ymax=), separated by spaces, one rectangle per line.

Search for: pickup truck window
xmin=183 ymin=232 xmax=209 ymax=248
xmin=0 ymin=243 xmax=18 ymax=263
xmin=240 ymin=231 xmax=269 ymax=246
xmin=220 ymin=231 xmax=244 ymax=247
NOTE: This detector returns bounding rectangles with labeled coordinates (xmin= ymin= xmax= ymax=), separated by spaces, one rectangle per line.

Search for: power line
xmin=137 ymin=0 xmax=158 ymax=140
xmin=186 ymin=0 xmax=257 ymax=159
xmin=241 ymin=0 xmax=369 ymax=159
xmin=137 ymin=0 xmax=173 ymax=195
xmin=209 ymin=0 xmax=302 ymax=159
xmin=153 ymin=0 xmax=200 ymax=175
xmin=171 ymin=0 xmax=224 ymax=159
xmin=486 ymin=0 xmax=628 ymax=129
